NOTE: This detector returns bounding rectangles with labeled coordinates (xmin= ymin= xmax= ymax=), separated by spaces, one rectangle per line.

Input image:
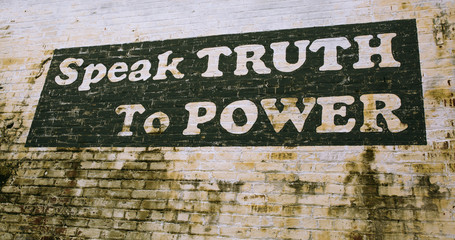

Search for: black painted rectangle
xmin=26 ymin=19 xmax=426 ymax=147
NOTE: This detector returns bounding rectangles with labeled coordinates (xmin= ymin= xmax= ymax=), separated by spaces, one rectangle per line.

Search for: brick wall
xmin=0 ymin=0 xmax=454 ymax=239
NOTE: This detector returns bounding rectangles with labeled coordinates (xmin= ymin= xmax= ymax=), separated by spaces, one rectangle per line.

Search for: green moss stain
xmin=0 ymin=161 xmax=18 ymax=203
xmin=416 ymin=176 xmax=446 ymax=212
xmin=330 ymin=147 xmax=449 ymax=239
xmin=0 ymin=161 xmax=17 ymax=196
xmin=0 ymin=164 xmax=13 ymax=188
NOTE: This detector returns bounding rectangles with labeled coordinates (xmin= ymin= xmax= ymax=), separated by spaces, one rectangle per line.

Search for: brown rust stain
xmin=43 ymin=50 xmax=54 ymax=55
xmin=349 ymin=231 xmax=363 ymax=240
xmin=331 ymin=148 xmax=394 ymax=238
xmin=65 ymin=159 xmax=82 ymax=189
xmin=11 ymin=160 xmax=73 ymax=238
xmin=243 ymin=194 xmax=266 ymax=201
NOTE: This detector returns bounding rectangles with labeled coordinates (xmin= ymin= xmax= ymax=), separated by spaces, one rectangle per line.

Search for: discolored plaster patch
xmin=0 ymin=58 xmax=24 ymax=68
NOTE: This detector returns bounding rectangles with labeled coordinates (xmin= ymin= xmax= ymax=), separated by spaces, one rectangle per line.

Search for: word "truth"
xmin=54 ymin=33 xmax=400 ymax=91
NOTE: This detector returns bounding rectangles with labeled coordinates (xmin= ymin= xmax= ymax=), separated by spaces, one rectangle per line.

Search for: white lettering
xmin=309 ymin=37 xmax=351 ymax=71
xmin=78 ymin=63 xmax=106 ymax=91
xmin=115 ymin=104 xmax=145 ymax=136
xmin=316 ymin=96 xmax=355 ymax=133
xmin=153 ymin=51 xmax=184 ymax=80
xmin=353 ymin=33 xmax=400 ymax=69
xmin=261 ymin=97 xmax=316 ymax=132
xmin=128 ymin=60 xmax=151 ymax=81
xmin=144 ymin=112 xmax=170 ymax=134
xmin=270 ymin=40 xmax=310 ymax=72
xmin=360 ymin=93 xmax=407 ymax=132
xmin=55 ymin=58 xmax=84 ymax=86
xmin=108 ymin=62 xmax=128 ymax=82
xmin=197 ymin=46 xmax=232 ymax=77
xmin=234 ymin=44 xmax=271 ymax=75
xmin=183 ymin=102 xmax=217 ymax=135
xmin=220 ymin=100 xmax=258 ymax=134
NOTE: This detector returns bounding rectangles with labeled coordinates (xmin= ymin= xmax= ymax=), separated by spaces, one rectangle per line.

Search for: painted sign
xmin=26 ymin=19 xmax=426 ymax=147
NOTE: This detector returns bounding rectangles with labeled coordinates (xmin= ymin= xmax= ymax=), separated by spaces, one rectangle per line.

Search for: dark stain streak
xmin=217 ymin=180 xmax=244 ymax=192
xmin=178 ymin=179 xmax=202 ymax=190
xmin=0 ymin=25 xmax=11 ymax=38
xmin=433 ymin=10 xmax=453 ymax=46
xmin=288 ymin=179 xmax=326 ymax=195
xmin=206 ymin=180 xmax=244 ymax=228
xmin=0 ymin=161 xmax=18 ymax=192
xmin=288 ymin=179 xmax=305 ymax=195
xmin=416 ymin=175 xmax=447 ymax=212
xmin=33 ymin=57 xmax=52 ymax=80
xmin=418 ymin=176 xmax=440 ymax=196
